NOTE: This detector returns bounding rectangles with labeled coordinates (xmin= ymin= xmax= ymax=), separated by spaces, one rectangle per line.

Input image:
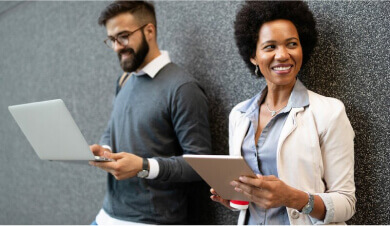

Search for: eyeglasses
xmin=104 ymin=24 xmax=147 ymax=49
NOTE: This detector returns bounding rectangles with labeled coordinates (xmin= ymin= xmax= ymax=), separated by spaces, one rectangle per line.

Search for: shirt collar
xmin=236 ymin=87 xmax=265 ymax=116
xmin=237 ymin=78 xmax=309 ymax=115
xmin=285 ymin=78 xmax=309 ymax=110
xmin=133 ymin=50 xmax=171 ymax=78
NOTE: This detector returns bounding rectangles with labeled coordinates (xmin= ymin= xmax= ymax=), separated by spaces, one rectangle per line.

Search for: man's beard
xmin=118 ymin=33 xmax=149 ymax=72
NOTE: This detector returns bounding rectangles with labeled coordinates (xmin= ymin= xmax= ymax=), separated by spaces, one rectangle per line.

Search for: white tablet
xmin=183 ymin=154 xmax=256 ymax=201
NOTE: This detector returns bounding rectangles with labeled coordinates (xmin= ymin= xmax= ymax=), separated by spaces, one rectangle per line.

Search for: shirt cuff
xmin=101 ymin=145 xmax=112 ymax=151
xmin=146 ymin=158 xmax=159 ymax=179
xmin=309 ymin=193 xmax=334 ymax=224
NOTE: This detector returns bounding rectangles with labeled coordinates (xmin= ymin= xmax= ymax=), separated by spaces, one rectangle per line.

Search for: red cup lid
xmin=230 ymin=200 xmax=249 ymax=205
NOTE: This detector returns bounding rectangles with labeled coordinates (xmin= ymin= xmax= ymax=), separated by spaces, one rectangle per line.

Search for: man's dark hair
xmin=234 ymin=1 xmax=318 ymax=77
xmin=98 ymin=1 xmax=156 ymax=29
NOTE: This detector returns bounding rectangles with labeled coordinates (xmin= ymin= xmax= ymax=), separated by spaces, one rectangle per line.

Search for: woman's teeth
xmin=273 ymin=66 xmax=291 ymax=71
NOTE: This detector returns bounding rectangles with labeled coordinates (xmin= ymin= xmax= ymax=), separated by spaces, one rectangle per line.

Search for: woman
xmin=210 ymin=1 xmax=356 ymax=225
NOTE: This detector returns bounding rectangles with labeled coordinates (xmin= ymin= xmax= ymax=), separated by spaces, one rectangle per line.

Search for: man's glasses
xmin=104 ymin=24 xmax=147 ymax=49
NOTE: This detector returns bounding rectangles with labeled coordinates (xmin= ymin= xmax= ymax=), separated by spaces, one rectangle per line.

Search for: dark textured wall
xmin=0 ymin=1 xmax=388 ymax=224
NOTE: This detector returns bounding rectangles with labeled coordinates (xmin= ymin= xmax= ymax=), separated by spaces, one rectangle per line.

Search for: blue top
xmin=237 ymin=79 xmax=309 ymax=225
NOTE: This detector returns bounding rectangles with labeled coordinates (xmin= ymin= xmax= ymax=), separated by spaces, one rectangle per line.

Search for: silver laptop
xmin=8 ymin=99 xmax=112 ymax=162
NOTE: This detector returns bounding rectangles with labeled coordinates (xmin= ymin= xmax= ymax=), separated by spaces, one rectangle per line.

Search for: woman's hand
xmin=210 ymin=188 xmax=236 ymax=210
xmin=232 ymin=174 xmax=326 ymax=220
xmin=230 ymin=174 xmax=297 ymax=209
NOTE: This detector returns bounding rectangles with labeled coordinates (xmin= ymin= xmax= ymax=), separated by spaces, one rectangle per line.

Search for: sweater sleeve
xmin=99 ymin=75 xmax=122 ymax=148
xmin=99 ymin=114 xmax=112 ymax=148
xmin=153 ymin=82 xmax=212 ymax=182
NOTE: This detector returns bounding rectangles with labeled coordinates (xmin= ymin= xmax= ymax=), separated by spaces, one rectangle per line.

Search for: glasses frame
xmin=104 ymin=24 xmax=148 ymax=49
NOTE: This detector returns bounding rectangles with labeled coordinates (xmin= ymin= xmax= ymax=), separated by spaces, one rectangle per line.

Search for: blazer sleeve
xmin=314 ymin=100 xmax=356 ymax=224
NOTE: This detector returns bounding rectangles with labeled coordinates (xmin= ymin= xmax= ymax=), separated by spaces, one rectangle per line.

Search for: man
xmin=89 ymin=1 xmax=212 ymax=224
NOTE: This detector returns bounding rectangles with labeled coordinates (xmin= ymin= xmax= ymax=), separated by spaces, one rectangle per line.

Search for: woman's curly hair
xmin=234 ymin=1 xmax=318 ymax=77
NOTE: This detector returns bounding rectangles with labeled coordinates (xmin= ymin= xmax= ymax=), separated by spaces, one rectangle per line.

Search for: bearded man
xmin=89 ymin=1 xmax=212 ymax=224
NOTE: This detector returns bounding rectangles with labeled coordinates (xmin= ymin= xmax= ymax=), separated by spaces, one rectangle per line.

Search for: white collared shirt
xmin=136 ymin=50 xmax=171 ymax=78
xmin=96 ymin=209 xmax=153 ymax=225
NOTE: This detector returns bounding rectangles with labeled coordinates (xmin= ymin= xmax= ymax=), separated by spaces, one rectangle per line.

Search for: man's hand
xmin=89 ymin=145 xmax=143 ymax=180
xmin=90 ymin=144 xmax=111 ymax=157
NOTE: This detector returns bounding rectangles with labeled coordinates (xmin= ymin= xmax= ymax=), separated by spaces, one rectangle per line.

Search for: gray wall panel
xmin=0 ymin=1 xmax=388 ymax=224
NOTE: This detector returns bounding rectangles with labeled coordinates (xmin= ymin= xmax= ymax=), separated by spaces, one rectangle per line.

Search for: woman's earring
xmin=255 ymin=65 xmax=261 ymax=77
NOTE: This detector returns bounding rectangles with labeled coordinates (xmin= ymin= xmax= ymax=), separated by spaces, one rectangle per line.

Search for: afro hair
xmin=234 ymin=1 xmax=318 ymax=77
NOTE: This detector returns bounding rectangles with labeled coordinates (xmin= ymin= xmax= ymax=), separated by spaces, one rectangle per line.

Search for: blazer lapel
xmin=232 ymin=114 xmax=250 ymax=156
xmin=278 ymin=108 xmax=303 ymax=148
xmin=276 ymin=108 xmax=303 ymax=180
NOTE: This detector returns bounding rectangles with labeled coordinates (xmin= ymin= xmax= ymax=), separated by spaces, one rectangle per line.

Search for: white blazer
xmin=229 ymin=90 xmax=356 ymax=225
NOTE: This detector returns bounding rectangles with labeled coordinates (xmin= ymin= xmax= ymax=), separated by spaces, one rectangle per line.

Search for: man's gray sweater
xmin=100 ymin=63 xmax=212 ymax=224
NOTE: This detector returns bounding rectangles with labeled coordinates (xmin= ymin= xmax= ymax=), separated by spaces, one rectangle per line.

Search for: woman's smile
xmin=271 ymin=64 xmax=294 ymax=75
